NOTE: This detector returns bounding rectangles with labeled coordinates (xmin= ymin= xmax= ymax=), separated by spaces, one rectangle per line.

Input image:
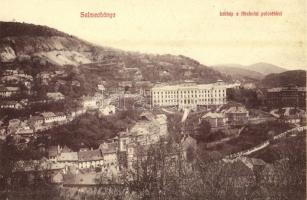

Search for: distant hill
xmin=248 ymin=62 xmax=287 ymax=75
xmin=261 ymin=70 xmax=306 ymax=88
xmin=0 ymin=21 xmax=228 ymax=96
xmin=212 ymin=64 xmax=264 ymax=81
xmin=212 ymin=62 xmax=287 ymax=81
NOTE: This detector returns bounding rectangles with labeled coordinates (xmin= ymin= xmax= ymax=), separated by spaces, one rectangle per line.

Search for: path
xmin=181 ymin=108 xmax=190 ymax=122
xmin=226 ymin=126 xmax=307 ymax=159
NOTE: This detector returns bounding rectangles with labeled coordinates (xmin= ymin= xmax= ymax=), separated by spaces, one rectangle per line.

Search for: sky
xmin=0 ymin=0 xmax=306 ymax=70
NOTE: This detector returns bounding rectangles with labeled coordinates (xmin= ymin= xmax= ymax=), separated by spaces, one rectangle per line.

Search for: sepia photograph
xmin=0 ymin=0 xmax=306 ymax=199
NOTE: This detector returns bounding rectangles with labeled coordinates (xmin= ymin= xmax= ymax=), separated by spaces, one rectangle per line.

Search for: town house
xmin=41 ymin=112 xmax=67 ymax=124
xmin=46 ymin=92 xmax=65 ymax=101
xmin=0 ymin=86 xmax=20 ymax=97
xmin=78 ymin=149 xmax=104 ymax=169
xmin=57 ymin=152 xmax=79 ymax=170
xmin=224 ymin=106 xmax=249 ymax=126
xmin=82 ymin=96 xmax=98 ymax=110
xmin=0 ymin=101 xmax=23 ymax=110
xmin=100 ymin=144 xmax=119 ymax=172
xmin=202 ymin=112 xmax=227 ymax=128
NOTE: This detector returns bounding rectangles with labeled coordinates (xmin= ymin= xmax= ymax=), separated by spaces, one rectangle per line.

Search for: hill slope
xmin=0 ymin=21 xmax=228 ymax=95
xmin=248 ymin=62 xmax=287 ymax=75
xmin=212 ymin=62 xmax=287 ymax=81
xmin=212 ymin=64 xmax=264 ymax=81
xmin=261 ymin=70 xmax=306 ymax=88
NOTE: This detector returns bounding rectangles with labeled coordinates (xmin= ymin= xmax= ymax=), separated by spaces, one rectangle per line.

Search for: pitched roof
xmin=47 ymin=92 xmax=64 ymax=96
xmin=225 ymin=106 xmax=248 ymax=114
xmin=267 ymin=87 xmax=282 ymax=92
xmin=48 ymin=146 xmax=59 ymax=157
xmin=0 ymin=101 xmax=20 ymax=105
xmin=246 ymin=158 xmax=266 ymax=166
xmin=139 ymin=111 xmax=155 ymax=121
xmin=29 ymin=115 xmax=44 ymax=122
xmin=152 ymin=82 xmax=227 ymax=90
xmin=62 ymin=145 xmax=72 ymax=153
xmin=100 ymin=143 xmax=117 ymax=155
xmin=156 ymin=114 xmax=167 ymax=124
xmin=202 ymin=112 xmax=225 ymax=119
xmin=41 ymin=112 xmax=56 ymax=118
xmin=78 ymin=149 xmax=103 ymax=161
xmin=58 ymin=152 xmax=78 ymax=162
xmin=239 ymin=157 xmax=266 ymax=170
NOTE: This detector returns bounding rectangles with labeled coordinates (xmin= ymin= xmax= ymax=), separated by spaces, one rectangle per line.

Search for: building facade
xmin=41 ymin=112 xmax=67 ymax=124
xmin=266 ymin=86 xmax=306 ymax=108
xmin=151 ymin=81 xmax=227 ymax=111
xmin=224 ymin=106 xmax=249 ymax=127
xmin=202 ymin=112 xmax=227 ymax=128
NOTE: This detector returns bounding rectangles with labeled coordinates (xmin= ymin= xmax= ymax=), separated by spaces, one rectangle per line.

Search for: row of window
xmin=153 ymin=93 xmax=226 ymax=99
xmin=154 ymin=98 xmax=226 ymax=104
xmin=152 ymin=89 xmax=226 ymax=95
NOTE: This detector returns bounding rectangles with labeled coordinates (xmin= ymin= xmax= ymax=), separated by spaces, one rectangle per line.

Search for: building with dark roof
xmin=266 ymin=86 xmax=306 ymax=108
xmin=78 ymin=149 xmax=104 ymax=169
xmin=224 ymin=106 xmax=249 ymax=126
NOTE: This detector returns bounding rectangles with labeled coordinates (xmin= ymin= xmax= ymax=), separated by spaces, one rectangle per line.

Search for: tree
xmin=195 ymin=120 xmax=211 ymax=141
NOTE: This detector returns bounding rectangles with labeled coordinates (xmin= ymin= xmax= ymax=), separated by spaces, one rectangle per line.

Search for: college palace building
xmin=151 ymin=80 xmax=237 ymax=111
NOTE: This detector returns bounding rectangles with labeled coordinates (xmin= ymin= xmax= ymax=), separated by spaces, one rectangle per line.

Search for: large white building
xmin=151 ymin=81 xmax=229 ymax=111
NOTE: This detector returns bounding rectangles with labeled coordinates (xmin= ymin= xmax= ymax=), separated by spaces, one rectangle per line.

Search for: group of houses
xmin=0 ymin=69 xmax=65 ymax=110
xmin=47 ymin=145 xmax=118 ymax=174
xmin=44 ymin=112 xmax=168 ymax=172
xmin=3 ymin=111 xmax=70 ymax=136
xmin=0 ymin=105 xmax=90 ymax=140
xmin=0 ymin=69 xmax=33 ymax=109
xmin=202 ymin=105 xmax=250 ymax=128
xmin=12 ymin=111 xmax=170 ymax=185
xmin=1 ymin=69 xmax=33 ymax=86
xmin=271 ymin=107 xmax=307 ymax=125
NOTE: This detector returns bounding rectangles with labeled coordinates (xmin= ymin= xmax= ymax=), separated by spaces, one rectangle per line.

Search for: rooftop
xmin=268 ymin=86 xmax=306 ymax=92
xmin=58 ymin=152 xmax=78 ymax=162
xmin=48 ymin=146 xmax=59 ymax=157
xmin=78 ymin=149 xmax=103 ymax=162
xmin=152 ymin=81 xmax=231 ymax=91
xmin=139 ymin=111 xmax=156 ymax=121
xmin=0 ymin=100 xmax=20 ymax=105
xmin=41 ymin=112 xmax=56 ymax=118
xmin=202 ymin=112 xmax=225 ymax=119
xmin=101 ymin=147 xmax=117 ymax=155
xmin=225 ymin=106 xmax=248 ymax=114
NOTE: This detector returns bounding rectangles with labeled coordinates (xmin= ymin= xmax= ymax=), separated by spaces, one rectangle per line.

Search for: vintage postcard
xmin=0 ymin=0 xmax=306 ymax=199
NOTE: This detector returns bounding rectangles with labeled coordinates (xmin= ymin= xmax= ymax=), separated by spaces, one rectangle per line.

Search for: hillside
xmin=261 ymin=70 xmax=306 ymax=88
xmin=248 ymin=62 xmax=286 ymax=75
xmin=212 ymin=62 xmax=287 ymax=81
xmin=0 ymin=21 xmax=228 ymax=95
xmin=212 ymin=64 xmax=264 ymax=81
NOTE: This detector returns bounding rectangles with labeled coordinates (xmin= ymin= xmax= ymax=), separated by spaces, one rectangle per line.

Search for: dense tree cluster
xmin=261 ymin=70 xmax=306 ymax=88
xmin=227 ymin=88 xmax=263 ymax=108
xmin=44 ymin=110 xmax=140 ymax=150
